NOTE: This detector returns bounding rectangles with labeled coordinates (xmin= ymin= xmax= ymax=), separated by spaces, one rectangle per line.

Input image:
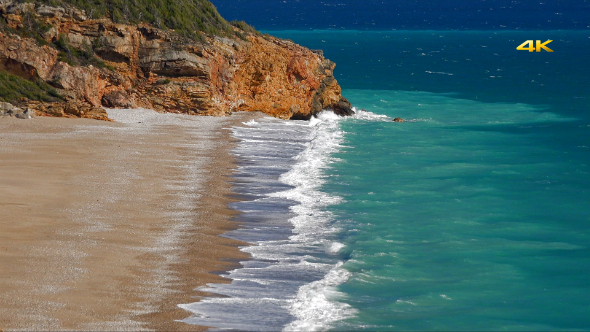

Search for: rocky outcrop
xmin=228 ymin=37 xmax=352 ymax=119
xmin=0 ymin=101 xmax=34 ymax=119
xmin=26 ymin=100 xmax=110 ymax=120
xmin=0 ymin=33 xmax=58 ymax=80
xmin=0 ymin=3 xmax=352 ymax=120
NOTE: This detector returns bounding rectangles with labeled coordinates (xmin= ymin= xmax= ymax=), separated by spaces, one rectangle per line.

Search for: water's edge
xmin=178 ymin=111 xmax=385 ymax=331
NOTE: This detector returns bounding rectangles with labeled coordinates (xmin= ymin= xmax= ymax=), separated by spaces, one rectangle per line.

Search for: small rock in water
xmin=393 ymin=117 xmax=405 ymax=122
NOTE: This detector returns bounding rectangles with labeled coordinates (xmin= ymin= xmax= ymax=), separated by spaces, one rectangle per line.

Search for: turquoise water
xmin=269 ymin=30 xmax=590 ymax=330
xmin=177 ymin=23 xmax=590 ymax=329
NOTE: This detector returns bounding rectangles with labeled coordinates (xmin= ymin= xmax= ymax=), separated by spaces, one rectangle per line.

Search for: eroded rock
xmin=27 ymin=100 xmax=109 ymax=120
xmin=0 ymin=7 xmax=353 ymax=120
xmin=0 ymin=102 xmax=34 ymax=119
xmin=102 ymin=90 xmax=134 ymax=108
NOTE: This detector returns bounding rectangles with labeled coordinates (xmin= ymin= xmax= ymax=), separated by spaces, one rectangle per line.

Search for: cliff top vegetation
xmin=12 ymin=0 xmax=256 ymax=39
xmin=0 ymin=0 xmax=258 ymax=103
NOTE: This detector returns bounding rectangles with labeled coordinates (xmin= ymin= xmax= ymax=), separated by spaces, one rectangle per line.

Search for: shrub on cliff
xmin=0 ymin=70 xmax=62 ymax=103
xmin=32 ymin=0 xmax=256 ymax=39
xmin=53 ymin=33 xmax=112 ymax=69
xmin=0 ymin=11 xmax=52 ymax=46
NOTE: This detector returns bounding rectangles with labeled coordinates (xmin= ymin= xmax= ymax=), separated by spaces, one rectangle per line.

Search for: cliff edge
xmin=0 ymin=1 xmax=353 ymax=120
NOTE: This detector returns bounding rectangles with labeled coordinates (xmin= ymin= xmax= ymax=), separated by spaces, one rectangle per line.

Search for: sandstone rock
xmin=139 ymin=50 xmax=210 ymax=78
xmin=65 ymin=32 xmax=92 ymax=50
xmin=6 ymin=106 xmax=22 ymax=116
xmin=0 ymin=101 xmax=15 ymax=112
xmin=0 ymin=102 xmax=34 ymax=119
xmin=49 ymin=62 xmax=107 ymax=106
xmin=14 ymin=108 xmax=34 ymax=119
xmin=42 ymin=25 xmax=59 ymax=42
xmin=36 ymin=5 xmax=65 ymax=18
xmin=64 ymin=7 xmax=87 ymax=21
xmin=393 ymin=117 xmax=405 ymax=123
xmin=94 ymin=34 xmax=135 ymax=63
xmin=5 ymin=2 xmax=34 ymax=15
xmin=0 ymin=9 xmax=352 ymax=121
xmin=0 ymin=32 xmax=58 ymax=80
xmin=227 ymin=35 xmax=350 ymax=119
xmin=28 ymin=101 xmax=109 ymax=120
xmin=102 ymin=90 xmax=134 ymax=108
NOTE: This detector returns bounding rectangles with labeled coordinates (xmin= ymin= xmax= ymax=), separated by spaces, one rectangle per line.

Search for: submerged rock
xmin=393 ymin=117 xmax=405 ymax=122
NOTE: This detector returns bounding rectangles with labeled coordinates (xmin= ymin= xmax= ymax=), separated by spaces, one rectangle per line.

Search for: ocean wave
xmin=178 ymin=109 xmax=357 ymax=331
xmin=284 ymin=262 xmax=357 ymax=332
xmin=350 ymin=107 xmax=391 ymax=121
xmin=425 ymin=70 xmax=454 ymax=75
xmin=243 ymin=119 xmax=259 ymax=126
xmin=273 ymin=110 xmax=355 ymax=331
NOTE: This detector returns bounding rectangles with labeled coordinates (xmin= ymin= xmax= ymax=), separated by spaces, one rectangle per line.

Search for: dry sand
xmin=0 ymin=109 xmax=264 ymax=331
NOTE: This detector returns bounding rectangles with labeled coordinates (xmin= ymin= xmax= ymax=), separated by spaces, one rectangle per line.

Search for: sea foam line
xmin=177 ymin=109 xmax=387 ymax=331
xmin=272 ymin=111 xmax=358 ymax=331
xmin=282 ymin=108 xmax=390 ymax=330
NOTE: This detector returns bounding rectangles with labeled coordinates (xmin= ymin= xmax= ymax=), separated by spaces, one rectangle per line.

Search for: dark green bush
xmin=32 ymin=0 xmax=243 ymax=39
xmin=0 ymin=10 xmax=52 ymax=45
xmin=53 ymin=34 xmax=110 ymax=69
xmin=230 ymin=20 xmax=259 ymax=35
xmin=0 ymin=70 xmax=62 ymax=103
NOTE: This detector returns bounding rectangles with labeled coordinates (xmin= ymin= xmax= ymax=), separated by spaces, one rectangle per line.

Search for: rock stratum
xmin=0 ymin=2 xmax=353 ymax=120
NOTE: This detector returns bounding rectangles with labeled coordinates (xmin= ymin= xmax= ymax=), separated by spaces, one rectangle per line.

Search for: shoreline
xmin=0 ymin=110 xmax=264 ymax=330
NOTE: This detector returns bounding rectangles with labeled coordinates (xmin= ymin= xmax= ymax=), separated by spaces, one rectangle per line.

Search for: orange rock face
xmin=0 ymin=4 xmax=353 ymax=120
xmin=227 ymin=37 xmax=345 ymax=119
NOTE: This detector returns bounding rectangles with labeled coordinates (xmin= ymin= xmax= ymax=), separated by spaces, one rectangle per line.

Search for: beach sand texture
xmin=0 ymin=110 xmax=262 ymax=330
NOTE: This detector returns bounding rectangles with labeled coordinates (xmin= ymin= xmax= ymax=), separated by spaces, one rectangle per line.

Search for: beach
xmin=0 ymin=109 xmax=262 ymax=330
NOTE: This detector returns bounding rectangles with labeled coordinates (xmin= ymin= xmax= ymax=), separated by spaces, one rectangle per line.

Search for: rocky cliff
xmin=0 ymin=2 xmax=352 ymax=120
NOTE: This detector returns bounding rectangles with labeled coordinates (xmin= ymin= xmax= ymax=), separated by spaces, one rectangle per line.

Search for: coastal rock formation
xmin=0 ymin=3 xmax=352 ymax=120
xmin=26 ymin=100 xmax=110 ymax=120
xmin=0 ymin=102 xmax=34 ymax=119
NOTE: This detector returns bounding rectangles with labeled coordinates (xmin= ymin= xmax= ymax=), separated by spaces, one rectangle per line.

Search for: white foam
xmin=270 ymin=110 xmax=345 ymax=246
xmin=425 ymin=70 xmax=454 ymax=75
xmin=351 ymin=107 xmax=391 ymax=121
xmin=327 ymin=242 xmax=345 ymax=254
xmin=243 ymin=119 xmax=259 ymax=126
xmin=177 ymin=109 xmax=383 ymax=331
xmin=260 ymin=110 xmax=357 ymax=331
xmin=284 ymin=262 xmax=357 ymax=332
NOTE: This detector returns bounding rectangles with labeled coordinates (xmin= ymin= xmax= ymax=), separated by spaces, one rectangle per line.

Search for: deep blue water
xmin=181 ymin=2 xmax=590 ymax=330
xmin=211 ymin=0 xmax=590 ymax=31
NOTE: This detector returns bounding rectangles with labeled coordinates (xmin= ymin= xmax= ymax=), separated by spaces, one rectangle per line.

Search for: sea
xmin=179 ymin=1 xmax=590 ymax=330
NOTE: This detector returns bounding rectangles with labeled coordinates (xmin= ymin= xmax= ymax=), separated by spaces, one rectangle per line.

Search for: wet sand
xmin=0 ymin=110 xmax=263 ymax=331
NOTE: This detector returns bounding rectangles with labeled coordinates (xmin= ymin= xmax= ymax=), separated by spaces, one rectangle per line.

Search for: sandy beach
xmin=0 ymin=110 xmax=263 ymax=330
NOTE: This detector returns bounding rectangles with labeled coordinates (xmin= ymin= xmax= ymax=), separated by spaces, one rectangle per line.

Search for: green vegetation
xmin=1 ymin=0 xmax=258 ymax=41
xmin=0 ymin=11 xmax=52 ymax=46
xmin=0 ymin=70 xmax=62 ymax=103
xmin=0 ymin=0 xmax=258 ymax=102
xmin=230 ymin=20 xmax=260 ymax=40
xmin=53 ymin=34 xmax=112 ymax=69
xmin=32 ymin=0 xmax=256 ymax=39
xmin=155 ymin=78 xmax=172 ymax=85
xmin=231 ymin=20 xmax=259 ymax=35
